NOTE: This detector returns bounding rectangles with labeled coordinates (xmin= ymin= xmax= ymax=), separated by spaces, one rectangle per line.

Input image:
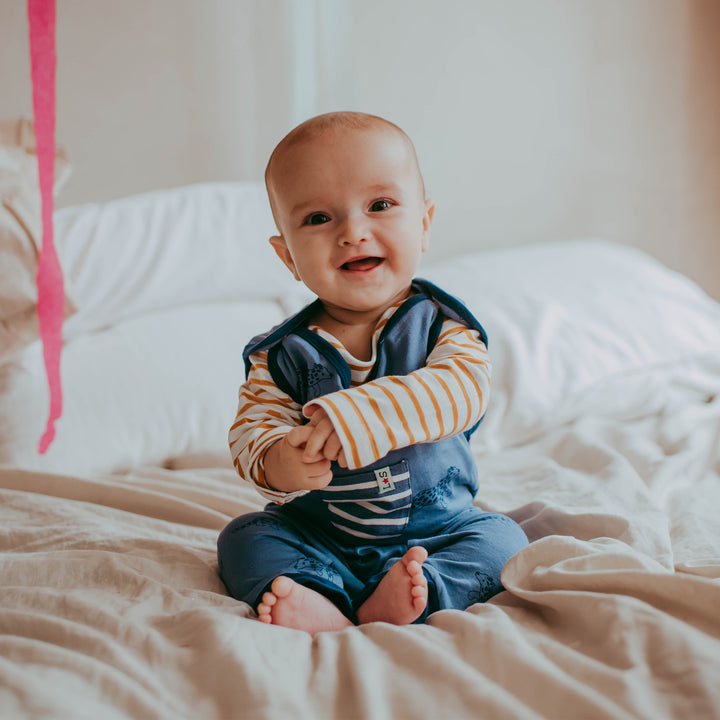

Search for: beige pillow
xmin=0 ymin=117 xmax=74 ymax=363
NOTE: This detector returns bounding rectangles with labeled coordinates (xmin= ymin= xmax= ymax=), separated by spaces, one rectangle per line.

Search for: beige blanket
xmin=2 ymin=395 xmax=720 ymax=719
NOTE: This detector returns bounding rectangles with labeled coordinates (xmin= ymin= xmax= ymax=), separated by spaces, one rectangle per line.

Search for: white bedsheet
xmin=2 ymin=390 xmax=719 ymax=719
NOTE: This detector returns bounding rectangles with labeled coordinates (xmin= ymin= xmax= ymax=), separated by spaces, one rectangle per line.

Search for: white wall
xmin=0 ymin=0 xmax=295 ymax=198
xmin=336 ymin=0 xmax=720 ymax=298
xmin=1 ymin=0 xmax=718 ymax=298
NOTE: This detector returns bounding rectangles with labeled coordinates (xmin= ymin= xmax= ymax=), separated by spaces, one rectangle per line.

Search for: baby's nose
xmin=337 ymin=215 xmax=368 ymax=245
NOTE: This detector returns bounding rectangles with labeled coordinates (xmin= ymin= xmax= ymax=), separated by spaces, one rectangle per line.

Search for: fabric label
xmin=374 ymin=467 xmax=396 ymax=494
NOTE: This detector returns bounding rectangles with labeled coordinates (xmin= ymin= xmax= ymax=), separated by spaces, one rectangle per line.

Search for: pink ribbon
xmin=28 ymin=0 xmax=63 ymax=453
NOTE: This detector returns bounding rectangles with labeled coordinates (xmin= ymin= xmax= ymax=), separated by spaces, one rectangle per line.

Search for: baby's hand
xmin=263 ymin=429 xmax=334 ymax=492
xmin=301 ymin=406 xmax=347 ymax=467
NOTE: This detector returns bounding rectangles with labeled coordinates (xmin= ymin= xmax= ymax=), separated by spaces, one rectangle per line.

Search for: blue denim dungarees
xmin=218 ymin=280 xmax=528 ymax=621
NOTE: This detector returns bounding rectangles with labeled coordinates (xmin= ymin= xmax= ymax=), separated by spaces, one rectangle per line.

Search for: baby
xmin=217 ymin=111 xmax=528 ymax=635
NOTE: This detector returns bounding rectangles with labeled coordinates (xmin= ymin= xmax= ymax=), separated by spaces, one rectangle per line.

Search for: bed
xmin=2 ymin=142 xmax=720 ymax=718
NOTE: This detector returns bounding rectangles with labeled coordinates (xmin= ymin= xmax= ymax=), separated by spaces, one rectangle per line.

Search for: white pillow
xmin=0 ymin=300 xmax=285 ymax=476
xmin=1 ymin=181 xmax=310 ymax=476
xmin=55 ymin=182 xmax=305 ymax=339
xmin=422 ymin=240 xmax=720 ymax=449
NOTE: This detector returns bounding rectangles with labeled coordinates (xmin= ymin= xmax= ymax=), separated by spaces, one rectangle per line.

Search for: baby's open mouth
xmin=340 ymin=257 xmax=384 ymax=272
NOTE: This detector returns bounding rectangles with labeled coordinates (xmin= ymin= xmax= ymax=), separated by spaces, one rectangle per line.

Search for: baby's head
xmin=265 ymin=112 xmax=435 ymax=322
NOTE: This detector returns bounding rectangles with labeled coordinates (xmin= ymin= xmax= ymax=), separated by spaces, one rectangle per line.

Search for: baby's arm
xmin=304 ymin=320 xmax=491 ymax=470
xmin=229 ymin=349 xmax=333 ymax=502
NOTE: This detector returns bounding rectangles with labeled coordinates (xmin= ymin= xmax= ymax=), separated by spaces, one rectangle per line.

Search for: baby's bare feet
xmin=356 ymin=546 xmax=429 ymax=625
xmin=256 ymin=576 xmax=353 ymax=636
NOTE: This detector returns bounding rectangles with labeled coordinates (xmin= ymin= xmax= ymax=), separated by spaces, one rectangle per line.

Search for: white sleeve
xmin=228 ymin=350 xmax=309 ymax=504
xmin=305 ymin=319 xmax=491 ymax=469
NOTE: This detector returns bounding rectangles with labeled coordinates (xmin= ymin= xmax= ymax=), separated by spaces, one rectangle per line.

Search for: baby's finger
xmin=303 ymin=419 xmax=335 ymax=460
xmin=322 ymin=432 xmax=343 ymax=462
xmin=306 ymin=459 xmax=333 ymax=488
xmin=304 ymin=404 xmax=331 ymax=425
xmin=285 ymin=424 xmax=312 ymax=448
xmin=303 ymin=403 xmax=319 ymax=419
xmin=338 ymin=449 xmax=347 ymax=468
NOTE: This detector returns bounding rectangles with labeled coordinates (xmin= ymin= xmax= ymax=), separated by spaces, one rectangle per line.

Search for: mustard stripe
xmin=239 ymin=384 xmax=298 ymax=407
xmin=356 ymin=385 xmax=398 ymax=449
xmin=427 ymin=369 xmax=459 ymax=433
xmin=264 ymin=408 xmax=287 ymax=419
xmin=456 ymin=360 xmax=485 ymax=419
xmin=251 ymin=378 xmax=280 ymax=388
xmin=434 ymin=349 xmax=490 ymax=370
xmin=452 ymin=327 xmax=483 ymax=340
xmin=442 ymin=364 xmax=473 ymax=429
xmin=246 ymin=426 xmax=285 ymax=461
xmin=322 ymin=397 xmax=362 ymax=469
xmin=451 ymin=356 xmax=489 ymax=369
xmin=450 ymin=342 xmax=489 ymax=354
xmin=255 ymin=464 xmax=269 ymax=489
xmin=415 ymin=373 xmax=445 ymax=436
xmin=235 ymin=400 xmax=258 ymax=416
xmin=436 ymin=327 xmax=463 ymax=344
xmin=344 ymin=394 xmax=380 ymax=462
xmin=348 ymin=361 xmax=373 ymax=372
xmin=230 ymin=415 xmax=259 ymax=431
xmin=248 ymin=395 xmax=295 ymax=408
xmin=387 ymin=377 xmax=431 ymax=442
xmin=435 ymin=322 xmax=475 ymax=342
xmin=436 ymin=327 xmax=487 ymax=348
xmin=377 ymin=383 xmax=414 ymax=444
xmin=245 ymin=425 xmax=284 ymax=455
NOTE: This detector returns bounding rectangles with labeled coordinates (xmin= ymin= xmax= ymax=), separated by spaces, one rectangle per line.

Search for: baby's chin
xmin=320 ymin=287 xmax=414 ymax=317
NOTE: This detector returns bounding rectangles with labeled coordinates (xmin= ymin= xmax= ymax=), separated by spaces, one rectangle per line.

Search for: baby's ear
xmin=269 ymin=235 xmax=301 ymax=281
xmin=421 ymin=199 xmax=435 ymax=252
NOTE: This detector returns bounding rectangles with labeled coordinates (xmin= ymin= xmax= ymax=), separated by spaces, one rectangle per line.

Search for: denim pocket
xmin=320 ymin=460 xmax=412 ymax=539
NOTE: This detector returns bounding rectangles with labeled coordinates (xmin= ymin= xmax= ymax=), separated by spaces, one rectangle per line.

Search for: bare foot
xmin=256 ymin=576 xmax=353 ymax=636
xmin=356 ymin=546 xmax=429 ymax=625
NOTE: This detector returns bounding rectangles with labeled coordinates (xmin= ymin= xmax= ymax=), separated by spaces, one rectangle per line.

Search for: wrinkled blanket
xmin=2 ymin=394 xmax=720 ymax=720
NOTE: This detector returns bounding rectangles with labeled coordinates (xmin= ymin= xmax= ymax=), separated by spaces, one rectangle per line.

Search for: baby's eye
xmin=304 ymin=212 xmax=331 ymax=226
xmin=370 ymin=199 xmax=393 ymax=212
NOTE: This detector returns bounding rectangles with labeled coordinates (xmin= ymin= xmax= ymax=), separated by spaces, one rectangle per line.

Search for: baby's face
xmin=267 ymin=126 xmax=433 ymax=322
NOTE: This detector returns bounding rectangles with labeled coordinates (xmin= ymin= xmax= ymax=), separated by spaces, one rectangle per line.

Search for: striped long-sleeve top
xmin=229 ymin=301 xmax=491 ymax=504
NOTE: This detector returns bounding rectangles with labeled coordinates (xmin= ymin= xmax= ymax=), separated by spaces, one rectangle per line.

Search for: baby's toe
xmin=411 ymin=585 xmax=426 ymax=598
xmin=406 ymin=546 xmax=428 ymax=565
xmin=271 ymin=575 xmax=295 ymax=599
